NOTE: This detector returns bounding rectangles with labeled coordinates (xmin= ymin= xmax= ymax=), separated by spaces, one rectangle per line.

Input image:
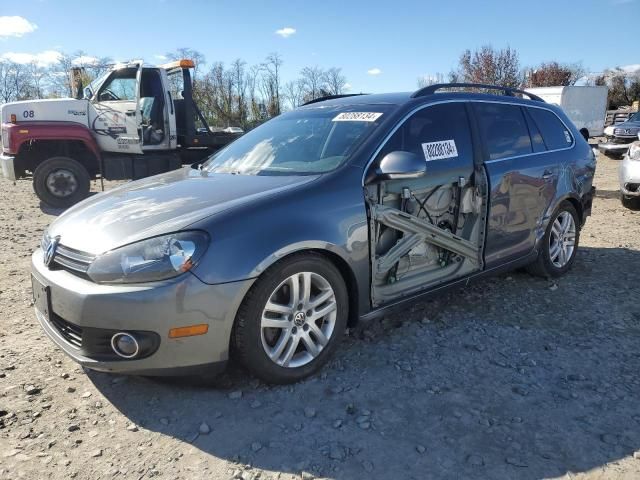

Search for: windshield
xmin=629 ymin=112 xmax=640 ymax=122
xmin=84 ymin=71 xmax=111 ymax=99
xmin=201 ymin=106 xmax=391 ymax=175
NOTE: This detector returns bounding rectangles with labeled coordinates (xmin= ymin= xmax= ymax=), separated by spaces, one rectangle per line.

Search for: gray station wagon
xmin=32 ymin=83 xmax=596 ymax=384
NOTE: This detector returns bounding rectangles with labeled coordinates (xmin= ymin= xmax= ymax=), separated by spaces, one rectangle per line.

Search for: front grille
xmin=614 ymin=127 xmax=640 ymax=137
xmin=49 ymin=314 xmax=83 ymax=348
xmin=52 ymin=244 xmax=95 ymax=274
xmin=610 ymin=137 xmax=635 ymax=145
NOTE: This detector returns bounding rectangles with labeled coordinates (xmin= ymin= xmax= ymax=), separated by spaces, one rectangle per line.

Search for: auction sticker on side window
xmin=332 ymin=112 xmax=383 ymax=122
xmin=421 ymin=139 xmax=458 ymax=161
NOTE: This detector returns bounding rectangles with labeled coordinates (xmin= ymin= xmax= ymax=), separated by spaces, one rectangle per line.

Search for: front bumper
xmin=0 ymin=153 xmax=16 ymax=181
xmin=619 ymin=155 xmax=640 ymax=197
xmin=598 ymin=142 xmax=632 ymax=154
xmin=31 ymin=249 xmax=255 ymax=375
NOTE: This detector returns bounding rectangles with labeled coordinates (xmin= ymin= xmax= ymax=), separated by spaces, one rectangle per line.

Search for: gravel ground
xmin=1 ymin=152 xmax=639 ymax=480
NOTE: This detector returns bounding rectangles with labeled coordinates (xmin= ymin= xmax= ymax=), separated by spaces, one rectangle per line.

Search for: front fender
xmin=189 ymin=168 xmax=372 ymax=315
xmin=5 ymin=121 xmax=101 ymax=160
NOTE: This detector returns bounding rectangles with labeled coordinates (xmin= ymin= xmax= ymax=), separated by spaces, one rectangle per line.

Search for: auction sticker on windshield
xmin=332 ymin=112 xmax=383 ymax=122
xmin=422 ymin=139 xmax=458 ymax=161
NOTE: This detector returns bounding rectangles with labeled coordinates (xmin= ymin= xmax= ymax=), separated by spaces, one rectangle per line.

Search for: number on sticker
xmin=422 ymin=140 xmax=458 ymax=161
xmin=23 ymin=110 xmax=34 ymax=119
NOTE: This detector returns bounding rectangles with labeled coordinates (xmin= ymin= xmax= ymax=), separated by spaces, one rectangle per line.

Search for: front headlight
xmin=604 ymin=126 xmax=615 ymax=137
xmin=629 ymin=142 xmax=640 ymax=162
xmin=86 ymin=231 xmax=210 ymax=284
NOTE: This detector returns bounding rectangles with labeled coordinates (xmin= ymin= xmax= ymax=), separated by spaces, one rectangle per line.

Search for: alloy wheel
xmin=260 ymin=271 xmax=337 ymax=368
xmin=549 ymin=210 xmax=576 ymax=268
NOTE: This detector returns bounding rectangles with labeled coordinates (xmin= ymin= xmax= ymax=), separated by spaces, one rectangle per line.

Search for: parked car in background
xmin=526 ymin=86 xmax=608 ymax=140
xmin=619 ymin=133 xmax=640 ymax=209
xmin=31 ymin=83 xmax=596 ymax=384
xmin=600 ymin=111 xmax=640 ymax=158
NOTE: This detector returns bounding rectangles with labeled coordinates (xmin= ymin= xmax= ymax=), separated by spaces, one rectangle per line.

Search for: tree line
xmin=1 ymin=45 xmax=638 ymax=129
xmin=0 ymin=48 xmax=349 ymax=129
xmin=419 ymin=45 xmax=640 ymax=109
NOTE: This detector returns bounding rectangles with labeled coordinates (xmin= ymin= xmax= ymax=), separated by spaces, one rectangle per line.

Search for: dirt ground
xmin=0 ymin=151 xmax=639 ymax=480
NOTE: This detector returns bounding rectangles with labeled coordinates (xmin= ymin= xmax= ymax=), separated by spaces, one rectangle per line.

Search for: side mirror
xmin=376 ymin=151 xmax=426 ymax=180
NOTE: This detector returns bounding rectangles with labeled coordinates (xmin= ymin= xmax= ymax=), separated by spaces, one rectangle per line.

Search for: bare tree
xmin=262 ymin=53 xmax=283 ymax=116
xmin=0 ymin=61 xmax=17 ymax=103
xmin=165 ymin=48 xmax=206 ymax=80
xmin=417 ymin=72 xmax=447 ymax=88
xmin=457 ymin=45 xmax=521 ymax=88
xmin=323 ymin=67 xmax=347 ymax=95
xmin=283 ymin=79 xmax=305 ymax=110
xmin=525 ymin=61 xmax=585 ymax=87
xmin=300 ymin=66 xmax=326 ymax=102
xmin=595 ymin=68 xmax=640 ymax=109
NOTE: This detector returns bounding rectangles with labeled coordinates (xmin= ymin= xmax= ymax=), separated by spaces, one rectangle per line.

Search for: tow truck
xmin=0 ymin=59 xmax=240 ymax=208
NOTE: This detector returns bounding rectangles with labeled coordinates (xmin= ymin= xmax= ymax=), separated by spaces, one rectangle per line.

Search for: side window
xmin=523 ymin=108 xmax=546 ymax=153
xmin=474 ymin=103 xmax=532 ymax=160
xmin=376 ymin=103 xmax=474 ymax=175
xmin=98 ymin=68 xmax=137 ymax=101
xmin=527 ymin=108 xmax=573 ymax=150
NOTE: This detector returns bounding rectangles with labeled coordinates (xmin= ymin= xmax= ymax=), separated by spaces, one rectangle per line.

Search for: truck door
xmin=89 ymin=63 xmax=143 ymax=154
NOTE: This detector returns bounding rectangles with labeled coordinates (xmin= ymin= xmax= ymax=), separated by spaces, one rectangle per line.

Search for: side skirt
xmin=358 ymin=250 xmax=538 ymax=322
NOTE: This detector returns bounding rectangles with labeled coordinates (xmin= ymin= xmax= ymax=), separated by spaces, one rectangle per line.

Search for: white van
xmin=526 ymin=86 xmax=608 ymax=139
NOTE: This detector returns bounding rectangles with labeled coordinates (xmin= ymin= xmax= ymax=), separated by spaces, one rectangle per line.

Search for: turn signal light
xmin=169 ymin=324 xmax=209 ymax=338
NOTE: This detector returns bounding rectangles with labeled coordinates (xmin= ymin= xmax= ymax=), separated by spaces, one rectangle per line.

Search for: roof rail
xmin=411 ymin=83 xmax=545 ymax=102
xmin=302 ymin=93 xmax=367 ymax=106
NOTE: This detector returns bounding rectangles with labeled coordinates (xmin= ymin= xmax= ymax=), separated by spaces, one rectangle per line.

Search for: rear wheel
xmin=233 ymin=253 xmax=348 ymax=384
xmin=33 ymin=157 xmax=90 ymax=209
xmin=527 ymin=201 xmax=580 ymax=278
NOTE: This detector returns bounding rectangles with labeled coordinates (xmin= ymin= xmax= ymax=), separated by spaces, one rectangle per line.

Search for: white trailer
xmin=525 ymin=86 xmax=608 ymax=139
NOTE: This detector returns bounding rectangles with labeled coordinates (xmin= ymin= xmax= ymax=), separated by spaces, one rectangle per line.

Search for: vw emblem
xmin=293 ymin=311 xmax=306 ymax=327
xmin=44 ymin=236 xmax=60 ymax=267
xmin=625 ymin=129 xmax=632 ymax=135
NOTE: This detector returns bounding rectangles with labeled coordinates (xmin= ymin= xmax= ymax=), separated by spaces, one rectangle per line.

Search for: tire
xmin=33 ymin=156 xmax=91 ymax=209
xmin=233 ymin=253 xmax=348 ymax=384
xmin=621 ymin=193 xmax=640 ymax=210
xmin=602 ymin=151 xmax=624 ymax=160
xmin=580 ymin=129 xmax=589 ymax=142
xmin=526 ymin=201 xmax=580 ymax=278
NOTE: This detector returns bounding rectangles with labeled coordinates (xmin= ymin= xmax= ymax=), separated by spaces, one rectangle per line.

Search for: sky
xmin=0 ymin=0 xmax=638 ymax=93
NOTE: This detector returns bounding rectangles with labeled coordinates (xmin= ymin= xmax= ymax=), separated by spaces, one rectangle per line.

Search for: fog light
xmin=111 ymin=332 xmax=140 ymax=359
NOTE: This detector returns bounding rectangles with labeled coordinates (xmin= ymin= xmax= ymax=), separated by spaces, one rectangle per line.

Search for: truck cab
xmin=0 ymin=59 xmax=239 ymax=208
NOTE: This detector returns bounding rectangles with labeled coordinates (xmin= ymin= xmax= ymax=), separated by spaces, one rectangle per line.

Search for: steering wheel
xmin=100 ymin=89 xmax=120 ymax=101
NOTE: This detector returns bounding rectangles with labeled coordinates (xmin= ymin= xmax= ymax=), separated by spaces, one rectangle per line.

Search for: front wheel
xmin=233 ymin=253 xmax=348 ymax=384
xmin=527 ymin=201 xmax=580 ymax=278
xmin=621 ymin=193 xmax=640 ymax=210
xmin=33 ymin=156 xmax=91 ymax=209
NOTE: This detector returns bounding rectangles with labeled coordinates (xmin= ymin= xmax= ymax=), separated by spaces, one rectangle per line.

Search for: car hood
xmin=615 ymin=120 xmax=640 ymax=132
xmin=48 ymin=167 xmax=319 ymax=255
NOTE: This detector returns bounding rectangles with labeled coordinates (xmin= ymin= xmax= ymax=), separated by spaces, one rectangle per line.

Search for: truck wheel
xmin=33 ymin=157 xmax=90 ymax=209
xmin=526 ymin=201 xmax=580 ymax=278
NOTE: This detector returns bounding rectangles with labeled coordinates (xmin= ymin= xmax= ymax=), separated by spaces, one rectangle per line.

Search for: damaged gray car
xmin=32 ymin=83 xmax=596 ymax=384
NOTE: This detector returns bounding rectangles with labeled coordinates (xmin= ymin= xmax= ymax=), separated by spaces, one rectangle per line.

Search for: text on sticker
xmin=332 ymin=112 xmax=383 ymax=122
xmin=422 ymin=139 xmax=458 ymax=161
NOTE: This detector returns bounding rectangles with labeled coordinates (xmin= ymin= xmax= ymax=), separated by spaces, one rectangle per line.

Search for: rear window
xmin=474 ymin=103 xmax=532 ymax=160
xmin=527 ymin=108 xmax=573 ymax=150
